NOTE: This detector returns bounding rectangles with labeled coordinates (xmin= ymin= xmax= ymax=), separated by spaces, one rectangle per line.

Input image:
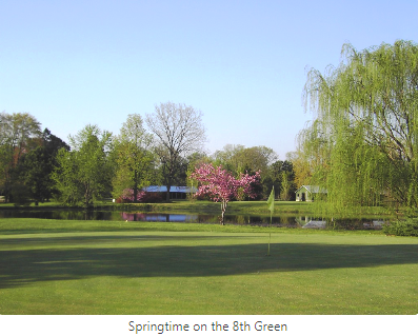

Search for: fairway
xmin=0 ymin=219 xmax=417 ymax=314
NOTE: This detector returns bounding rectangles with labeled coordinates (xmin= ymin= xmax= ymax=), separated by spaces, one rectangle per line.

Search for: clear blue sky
xmin=1 ymin=0 xmax=417 ymax=159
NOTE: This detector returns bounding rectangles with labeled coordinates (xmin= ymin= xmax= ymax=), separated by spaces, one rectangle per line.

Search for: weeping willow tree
xmin=302 ymin=40 xmax=418 ymax=217
xmin=290 ymin=118 xmax=332 ymax=190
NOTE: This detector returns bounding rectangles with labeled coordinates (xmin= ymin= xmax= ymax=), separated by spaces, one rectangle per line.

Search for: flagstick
xmin=267 ymin=232 xmax=271 ymax=256
xmin=267 ymin=213 xmax=272 ymax=256
xmin=266 ymin=186 xmax=274 ymax=257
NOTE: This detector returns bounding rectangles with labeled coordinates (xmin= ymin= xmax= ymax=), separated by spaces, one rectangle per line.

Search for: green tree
xmin=280 ymin=170 xmax=295 ymax=201
xmin=112 ymin=114 xmax=154 ymax=202
xmin=18 ymin=129 xmax=70 ymax=204
xmin=53 ymin=125 xmax=113 ymax=207
xmin=213 ymin=144 xmax=246 ymax=173
xmin=213 ymin=144 xmax=277 ymax=176
xmin=0 ymin=112 xmax=41 ymax=202
xmin=268 ymin=160 xmax=296 ymax=200
xmin=303 ymin=40 xmax=418 ymax=214
xmin=213 ymin=144 xmax=277 ymax=199
xmin=185 ymin=152 xmax=212 ymax=199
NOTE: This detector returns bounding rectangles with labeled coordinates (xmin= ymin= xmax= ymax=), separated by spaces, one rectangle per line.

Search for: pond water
xmin=0 ymin=208 xmax=387 ymax=230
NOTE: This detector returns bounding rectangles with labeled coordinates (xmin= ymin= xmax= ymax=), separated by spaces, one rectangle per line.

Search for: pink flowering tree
xmin=190 ymin=163 xmax=261 ymax=225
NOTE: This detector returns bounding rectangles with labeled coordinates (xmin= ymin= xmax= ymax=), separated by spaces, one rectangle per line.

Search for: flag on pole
xmin=267 ymin=186 xmax=275 ymax=222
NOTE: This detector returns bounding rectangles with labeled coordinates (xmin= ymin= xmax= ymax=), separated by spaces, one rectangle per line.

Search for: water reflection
xmin=0 ymin=209 xmax=387 ymax=230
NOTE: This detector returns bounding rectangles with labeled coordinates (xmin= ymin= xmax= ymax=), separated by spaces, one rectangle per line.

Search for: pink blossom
xmin=120 ymin=189 xmax=162 ymax=203
xmin=190 ymin=163 xmax=260 ymax=225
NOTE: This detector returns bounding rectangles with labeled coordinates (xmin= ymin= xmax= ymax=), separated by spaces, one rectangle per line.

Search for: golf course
xmin=1 ymin=215 xmax=417 ymax=315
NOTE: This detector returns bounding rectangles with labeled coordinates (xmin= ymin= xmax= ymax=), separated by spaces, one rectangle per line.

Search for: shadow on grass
xmin=0 ymin=235 xmax=249 ymax=245
xmin=1 ymin=236 xmax=417 ymax=289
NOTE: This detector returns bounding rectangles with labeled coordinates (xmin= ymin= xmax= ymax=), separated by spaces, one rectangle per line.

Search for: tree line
xmin=3 ymin=40 xmax=418 ymax=216
xmin=0 ymin=102 xmax=297 ymax=207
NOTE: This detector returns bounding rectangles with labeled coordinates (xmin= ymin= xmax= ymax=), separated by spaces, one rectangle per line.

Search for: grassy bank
xmin=0 ymin=219 xmax=417 ymax=314
xmin=0 ymin=218 xmax=386 ymax=235
xmin=0 ymin=199 xmax=313 ymax=213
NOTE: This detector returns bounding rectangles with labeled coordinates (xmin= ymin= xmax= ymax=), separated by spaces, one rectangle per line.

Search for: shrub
xmin=383 ymin=218 xmax=418 ymax=237
xmin=10 ymin=183 xmax=31 ymax=207
xmin=119 ymin=189 xmax=163 ymax=203
xmin=138 ymin=192 xmax=163 ymax=203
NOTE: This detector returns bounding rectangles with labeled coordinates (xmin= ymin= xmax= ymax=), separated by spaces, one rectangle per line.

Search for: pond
xmin=0 ymin=208 xmax=387 ymax=230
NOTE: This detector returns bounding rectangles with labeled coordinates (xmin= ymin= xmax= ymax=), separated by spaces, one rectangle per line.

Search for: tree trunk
xmin=84 ymin=184 xmax=92 ymax=208
xmin=133 ymin=174 xmax=138 ymax=203
xmin=166 ymin=184 xmax=171 ymax=201
xmin=220 ymin=200 xmax=227 ymax=225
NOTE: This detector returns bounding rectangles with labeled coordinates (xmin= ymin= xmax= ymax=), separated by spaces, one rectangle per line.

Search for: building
xmin=295 ymin=185 xmax=327 ymax=202
xmin=142 ymin=185 xmax=198 ymax=200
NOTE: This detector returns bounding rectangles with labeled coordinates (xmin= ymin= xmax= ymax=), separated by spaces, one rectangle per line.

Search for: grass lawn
xmin=0 ymin=218 xmax=417 ymax=314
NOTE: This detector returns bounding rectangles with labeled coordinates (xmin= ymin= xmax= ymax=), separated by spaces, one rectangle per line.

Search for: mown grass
xmin=0 ymin=218 xmax=417 ymax=314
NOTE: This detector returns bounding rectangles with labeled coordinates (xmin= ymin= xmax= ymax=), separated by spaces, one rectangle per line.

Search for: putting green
xmin=0 ymin=221 xmax=417 ymax=314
